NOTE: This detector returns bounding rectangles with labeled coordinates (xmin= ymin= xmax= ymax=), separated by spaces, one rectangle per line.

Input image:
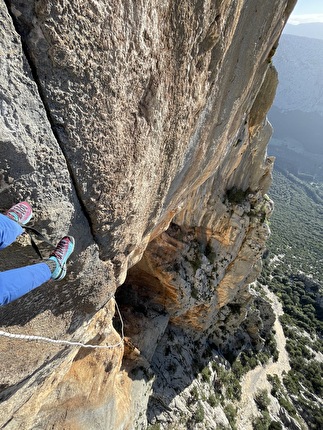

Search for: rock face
xmin=0 ymin=0 xmax=295 ymax=428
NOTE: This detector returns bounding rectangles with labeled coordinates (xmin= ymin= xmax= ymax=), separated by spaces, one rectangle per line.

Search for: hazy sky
xmin=289 ymin=0 xmax=323 ymax=24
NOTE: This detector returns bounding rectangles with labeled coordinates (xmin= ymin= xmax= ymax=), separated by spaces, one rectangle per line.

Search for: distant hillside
xmin=272 ymin=34 xmax=323 ymax=114
xmin=269 ymin=107 xmax=323 ymax=181
xmin=284 ymin=22 xmax=323 ymax=40
xmin=268 ymin=33 xmax=323 ymax=180
xmin=263 ymin=28 xmax=323 ymax=429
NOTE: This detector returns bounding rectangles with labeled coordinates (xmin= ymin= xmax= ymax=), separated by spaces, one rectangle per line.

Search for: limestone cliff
xmin=0 ymin=0 xmax=296 ymax=429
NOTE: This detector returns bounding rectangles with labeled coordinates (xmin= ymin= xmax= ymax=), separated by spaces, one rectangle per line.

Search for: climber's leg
xmin=0 ymin=213 xmax=24 ymax=250
xmin=0 ymin=236 xmax=75 ymax=305
xmin=0 ymin=263 xmax=51 ymax=305
xmin=0 ymin=202 xmax=33 ymax=250
xmin=0 ymin=200 xmax=75 ymax=305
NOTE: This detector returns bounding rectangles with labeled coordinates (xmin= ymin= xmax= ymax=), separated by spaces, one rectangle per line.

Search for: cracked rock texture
xmin=0 ymin=0 xmax=295 ymax=428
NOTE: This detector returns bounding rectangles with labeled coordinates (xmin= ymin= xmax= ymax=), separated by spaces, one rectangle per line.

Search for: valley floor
xmin=236 ymin=286 xmax=291 ymax=429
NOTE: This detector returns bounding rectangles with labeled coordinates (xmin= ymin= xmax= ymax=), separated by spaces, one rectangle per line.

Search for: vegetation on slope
xmin=147 ymin=169 xmax=323 ymax=429
xmin=259 ymin=169 xmax=323 ymax=429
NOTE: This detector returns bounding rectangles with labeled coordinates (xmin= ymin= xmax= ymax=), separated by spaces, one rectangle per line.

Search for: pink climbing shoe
xmin=5 ymin=201 xmax=33 ymax=225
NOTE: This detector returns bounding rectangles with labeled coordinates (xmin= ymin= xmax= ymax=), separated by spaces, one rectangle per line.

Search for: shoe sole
xmin=56 ymin=264 xmax=67 ymax=281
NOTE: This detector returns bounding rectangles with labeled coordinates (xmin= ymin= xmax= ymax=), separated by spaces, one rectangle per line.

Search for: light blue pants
xmin=0 ymin=214 xmax=51 ymax=305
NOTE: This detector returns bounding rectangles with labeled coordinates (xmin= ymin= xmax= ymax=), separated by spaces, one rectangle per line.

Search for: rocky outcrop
xmin=0 ymin=0 xmax=296 ymax=428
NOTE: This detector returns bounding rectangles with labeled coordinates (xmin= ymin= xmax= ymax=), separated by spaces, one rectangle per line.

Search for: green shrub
xmin=208 ymin=393 xmax=219 ymax=407
xmin=224 ymin=404 xmax=237 ymax=430
xmin=147 ymin=424 xmax=161 ymax=430
xmin=267 ymin=374 xmax=282 ymax=398
xmin=268 ymin=421 xmax=283 ymax=430
xmin=277 ymin=395 xmax=296 ymax=416
xmin=252 ymin=411 xmax=271 ymax=430
xmin=225 ymin=374 xmax=242 ymax=401
xmin=232 ymin=359 xmax=247 ymax=378
xmin=195 ymin=403 xmax=205 ymax=423
xmin=201 ymin=366 xmax=212 ymax=382
xmin=254 ymin=389 xmax=270 ymax=412
xmin=190 ymin=385 xmax=199 ymax=402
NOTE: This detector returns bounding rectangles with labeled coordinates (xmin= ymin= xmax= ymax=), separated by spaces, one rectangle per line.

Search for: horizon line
xmin=288 ymin=13 xmax=323 ymax=25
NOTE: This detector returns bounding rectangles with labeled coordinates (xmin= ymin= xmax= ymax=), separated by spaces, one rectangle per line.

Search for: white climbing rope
xmin=0 ymin=298 xmax=124 ymax=350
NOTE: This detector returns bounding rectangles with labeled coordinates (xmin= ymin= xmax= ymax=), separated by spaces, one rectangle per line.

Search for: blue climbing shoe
xmin=48 ymin=236 xmax=75 ymax=280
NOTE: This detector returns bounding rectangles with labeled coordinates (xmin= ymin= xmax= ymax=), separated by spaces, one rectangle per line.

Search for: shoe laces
xmin=53 ymin=239 xmax=68 ymax=262
xmin=11 ymin=205 xmax=28 ymax=218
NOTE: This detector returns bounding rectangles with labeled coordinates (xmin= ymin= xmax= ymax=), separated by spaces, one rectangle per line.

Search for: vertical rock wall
xmin=0 ymin=0 xmax=296 ymax=428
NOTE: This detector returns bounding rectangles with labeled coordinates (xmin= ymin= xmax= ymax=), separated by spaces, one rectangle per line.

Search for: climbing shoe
xmin=48 ymin=236 xmax=75 ymax=280
xmin=54 ymin=263 xmax=67 ymax=281
xmin=6 ymin=201 xmax=33 ymax=225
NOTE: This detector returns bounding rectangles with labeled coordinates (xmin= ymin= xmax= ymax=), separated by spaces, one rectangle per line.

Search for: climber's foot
xmin=48 ymin=236 xmax=75 ymax=280
xmin=5 ymin=201 xmax=33 ymax=225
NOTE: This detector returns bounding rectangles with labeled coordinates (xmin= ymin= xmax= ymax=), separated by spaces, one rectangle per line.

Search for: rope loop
xmin=0 ymin=298 xmax=124 ymax=350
